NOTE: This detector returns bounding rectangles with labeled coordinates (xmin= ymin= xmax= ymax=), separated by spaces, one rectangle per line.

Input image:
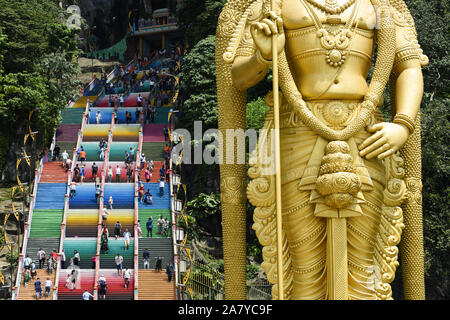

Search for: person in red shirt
xmin=138 ymin=184 xmax=145 ymax=203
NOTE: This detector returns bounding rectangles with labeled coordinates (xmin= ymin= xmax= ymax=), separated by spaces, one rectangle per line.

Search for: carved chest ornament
xmin=301 ymin=0 xmax=362 ymax=67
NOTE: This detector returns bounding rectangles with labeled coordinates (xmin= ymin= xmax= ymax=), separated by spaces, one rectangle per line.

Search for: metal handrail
xmin=133 ymin=127 xmax=143 ymax=300
xmin=93 ymin=111 xmax=114 ymax=299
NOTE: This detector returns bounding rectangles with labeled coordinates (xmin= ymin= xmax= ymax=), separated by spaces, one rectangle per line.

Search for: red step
xmin=40 ymin=161 xmax=68 ymax=183
xmin=139 ymin=161 xmax=165 ymax=183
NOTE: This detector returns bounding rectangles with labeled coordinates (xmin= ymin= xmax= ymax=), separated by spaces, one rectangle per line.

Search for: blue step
xmin=68 ymin=183 xmax=99 ymax=209
xmin=34 ymin=183 xmax=67 ymax=209
xmin=138 ymin=183 xmax=170 ymax=210
xmin=87 ymin=108 xmax=143 ymax=124
xmin=103 ymin=183 xmax=135 ymax=209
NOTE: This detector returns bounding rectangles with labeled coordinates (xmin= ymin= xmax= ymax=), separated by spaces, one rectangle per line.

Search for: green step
xmin=109 ymin=142 xmax=139 ymax=161
xmin=29 ymin=209 xmax=64 ymax=238
xmin=141 ymin=142 xmax=166 ymax=161
xmin=61 ymin=108 xmax=85 ymax=124
xmin=138 ymin=209 xmax=171 ymax=239
xmin=63 ymin=238 xmax=97 ymax=269
xmin=99 ymin=238 xmax=134 ymax=269
xmin=55 ymin=142 xmax=77 ymax=154
xmin=154 ymin=108 xmax=172 ymax=124
xmin=77 ymin=142 xmax=108 ymax=161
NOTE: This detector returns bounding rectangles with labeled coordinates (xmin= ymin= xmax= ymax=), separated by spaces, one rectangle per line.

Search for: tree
xmin=176 ymin=0 xmax=226 ymax=48
xmin=247 ymin=98 xmax=269 ymax=130
xmin=179 ymin=35 xmax=218 ymax=132
xmin=0 ymin=0 xmax=82 ymax=181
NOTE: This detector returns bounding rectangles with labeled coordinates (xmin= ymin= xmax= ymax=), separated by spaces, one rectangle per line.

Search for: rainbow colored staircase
xmin=13 ymin=72 xmax=178 ymax=299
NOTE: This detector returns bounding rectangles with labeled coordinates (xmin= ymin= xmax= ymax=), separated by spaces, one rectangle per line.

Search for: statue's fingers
xmin=268 ymin=11 xmax=278 ymax=19
xmin=277 ymin=17 xmax=284 ymax=34
xmin=377 ymin=148 xmax=395 ymax=160
xmin=366 ymin=143 xmax=390 ymax=159
xmin=358 ymin=131 xmax=383 ymax=152
xmin=366 ymin=122 xmax=384 ymax=133
xmin=262 ymin=18 xmax=277 ymax=34
xmin=360 ymin=136 xmax=387 ymax=157
xmin=260 ymin=22 xmax=271 ymax=36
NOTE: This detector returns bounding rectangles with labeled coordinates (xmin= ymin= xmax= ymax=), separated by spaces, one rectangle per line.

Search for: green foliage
xmin=186 ymin=193 xmax=221 ymax=220
xmin=209 ymin=259 xmax=225 ymax=274
xmin=178 ymin=214 xmax=198 ymax=241
xmin=176 ymin=0 xmax=226 ymax=48
xmin=6 ymin=250 xmax=18 ymax=267
xmin=0 ymin=0 xmax=81 ymax=177
xmin=406 ymin=0 xmax=450 ymax=300
xmin=420 ymin=96 xmax=450 ymax=299
xmin=180 ymin=35 xmax=218 ymax=132
xmin=247 ymin=97 xmax=269 ymax=130
xmin=0 ymin=227 xmax=4 ymax=248
xmin=246 ymin=264 xmax=259 ymax=280
xmin=0 ymin=28 xmax=6 ymax=74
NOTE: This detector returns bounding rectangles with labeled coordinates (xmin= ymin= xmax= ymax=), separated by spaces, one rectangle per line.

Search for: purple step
xmin=56 ymin=124 xmax=80 ymax=142
xmin=143 ymin=124 xmax=168 ymax=143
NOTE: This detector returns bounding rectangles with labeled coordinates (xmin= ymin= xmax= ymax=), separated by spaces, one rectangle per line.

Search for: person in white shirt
xmin=69 ymin=182 xmax=77 ymax=199
xmin=98 ymin=275 xmax=107 ymax=300
xmin=24 ymin=255 xmax=32 ymax=270
xmin=61 ymin=249 xmax=66 ymax=269
xmin=99 ymin=148 xmax=105 ymax=161
xmin=96 ymin=111 xmax=101 ymax=124
xmin=73 ymin=250 xmax=80 ymax=266
xmin=123 ymin=229 xmax=131 ymax=250
xmin=123 ymin=268 xmax=131 ymax=288
xmin=164 ymin=218 xmax=170 ymax=237
xmin=115 ymin=254 xmax=123 ymax=276
xmin=107 ymin=166 xmax=113 ymax=183
xmin=37 ymin=249 xmax=46 ymax=269
xmin=108 ymin=196 xmax=113 ymax=210
xmin=115 ymin=165 xmax=121 ymax=183
xmin=119 ymin=95 xmax=124 ymax=108
xmin=61 ymin=150 xmax=69 ymax=167
xmin=102 ymin=208 xmax=109 ymax=222
xmin=157 ymin=216 xmax=164 ymax=235
xmin=82 ymin=290 xmax=94 ymax=300
xmin=159 ymin=179 xmax=165 ymax=197
xmin=87 ymin=108 xmax=91 ymax=124
xmin=65 ymin=158 xmax=72 ymax=172
xmin=140 ymin=154 xmax=146 ymax=169
xmin=44 ymin=278 xmax=53 ymax=297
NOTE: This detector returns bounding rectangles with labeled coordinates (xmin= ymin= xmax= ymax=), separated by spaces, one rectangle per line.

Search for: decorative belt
xmin=266 ymin=98 xmax=384 ymax=129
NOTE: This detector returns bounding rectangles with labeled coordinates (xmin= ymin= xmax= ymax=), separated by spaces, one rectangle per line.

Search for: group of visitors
xmin=141 ymin=248 xmax=173 ymax=282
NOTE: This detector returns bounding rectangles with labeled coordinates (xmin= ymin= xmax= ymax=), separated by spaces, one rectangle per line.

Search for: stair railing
xmin=93 ymin=111 xmax=114 ymax=299
xmin=133 ymin=127 xmax=143 ymax=300
xmin=11 ymin=163 xmax=44 ymax=299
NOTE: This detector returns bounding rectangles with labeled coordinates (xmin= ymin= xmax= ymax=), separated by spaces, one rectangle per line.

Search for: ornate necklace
xmin=305 ymin=0 xmax=356 ymax=15
xmin=301 ymin=0 xmax=361 ymax=67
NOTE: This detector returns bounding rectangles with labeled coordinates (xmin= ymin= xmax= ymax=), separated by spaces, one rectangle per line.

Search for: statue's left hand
xmin=358 ymin=122 xmax=409 ymax=160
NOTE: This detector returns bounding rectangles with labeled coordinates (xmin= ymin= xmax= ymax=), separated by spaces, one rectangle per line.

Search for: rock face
xmin=74 ymin=0 xmax=155 ymax=50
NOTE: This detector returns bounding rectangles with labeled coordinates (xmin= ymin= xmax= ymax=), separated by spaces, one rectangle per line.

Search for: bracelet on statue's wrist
xmin=255 ymin=50 xmax=272 ymax=66
xmin=393 ymin=113 xmax=415 ymax=134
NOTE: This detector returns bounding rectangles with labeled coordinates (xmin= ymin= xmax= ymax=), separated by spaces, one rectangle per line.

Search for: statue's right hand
xmin=250 ymin=11 xmax=285 ymax=61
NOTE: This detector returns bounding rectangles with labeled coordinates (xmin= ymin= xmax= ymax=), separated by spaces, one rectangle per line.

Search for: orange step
xmin=40 ymin=161 xmax=68 ymax=183
xmin=138 ymin=269 xmax=176 ymax=300
xmin=139 ymin=161 xmax=165 ymax=183
xmin=18 ymin=269 xmax=57 ymax=300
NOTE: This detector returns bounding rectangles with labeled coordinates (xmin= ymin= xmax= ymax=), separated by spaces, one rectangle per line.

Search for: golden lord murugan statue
xmin=216 ymin=0 xmax=428 ymax=300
